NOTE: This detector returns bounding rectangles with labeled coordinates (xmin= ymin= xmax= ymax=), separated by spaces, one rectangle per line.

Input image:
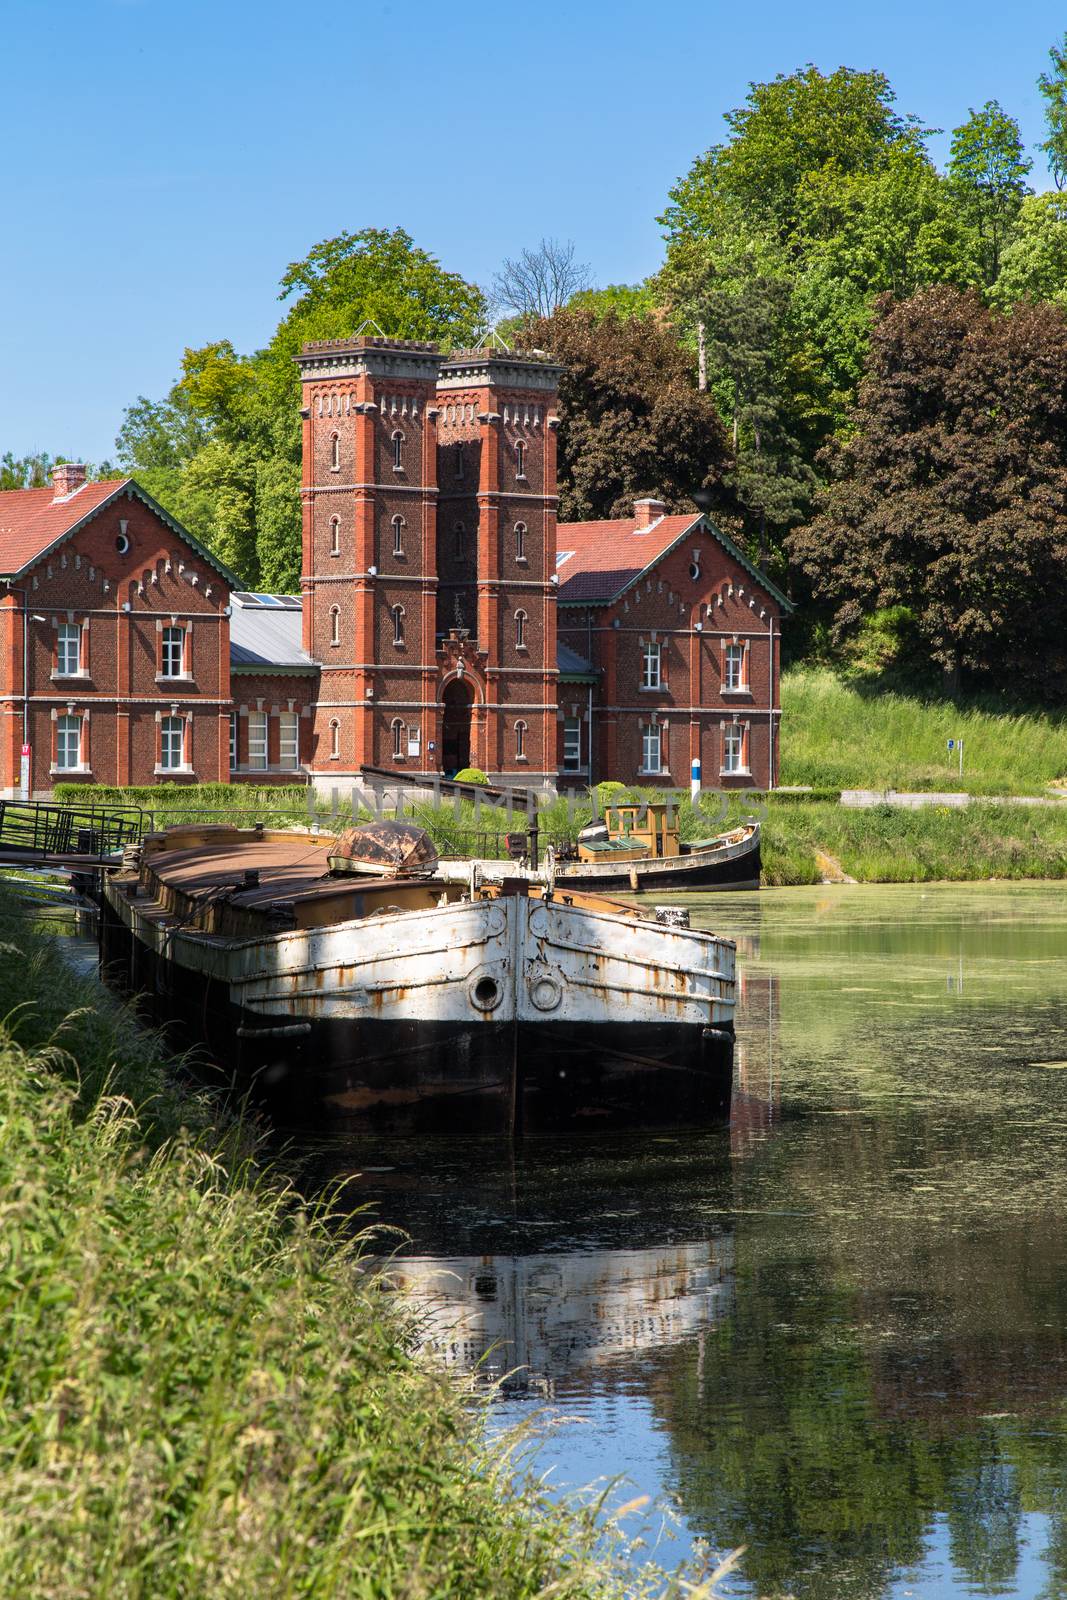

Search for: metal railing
xmin=0 ymin=799 xmax=144 ymax=859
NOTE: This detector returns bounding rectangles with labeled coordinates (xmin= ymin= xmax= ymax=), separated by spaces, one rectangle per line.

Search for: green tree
xmin=514 ymin=307 xmax=731 ymax=523
xmin=661 ymin=64 xmax=931 ymax=252
xmin=1038 ymin=33 xmax=1067 ymax=190
xmin=788 ymin=286 xmax=1067 ymax=696
xmin=1 ymin=453 xmax=56 ymax=490
xmin=693 ymin=276 xmax=814 ymax=568
xmin=0 ymin=454 xmax=121 ymax=490
xmin=659 ymin=66 xmax=969 ymax=454
xmin=948 ymin=101 xmax=1032 ymax=283
xmin=564 ymin=282 xmax=656 ymax=321
xmin=992 ymin=191 xmax=1067 ymax=306
xmin=116 ymin=229 xmax=486 ymax=587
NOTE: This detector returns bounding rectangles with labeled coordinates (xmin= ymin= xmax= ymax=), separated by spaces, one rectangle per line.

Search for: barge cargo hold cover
xmin=99 ymin=824 xmax=736 ymax=1135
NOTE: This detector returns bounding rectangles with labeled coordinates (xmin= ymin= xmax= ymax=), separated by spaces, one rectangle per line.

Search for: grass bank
xmin=760 ymin=800 xmax=1067 ymax=885
xmin=780 ymin=667 xmax=1067 ymax=795
xmin=0 ymin=900 xmax=688 ymax=1599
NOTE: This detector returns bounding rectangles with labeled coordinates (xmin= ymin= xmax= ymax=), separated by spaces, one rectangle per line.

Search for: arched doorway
xmin=441 ymin=678 xmax=474 ymax=774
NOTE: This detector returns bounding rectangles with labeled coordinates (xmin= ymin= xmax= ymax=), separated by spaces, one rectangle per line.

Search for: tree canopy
xmin=515 ymin=307 xmax=732 ymax=524
xmin=116 ymin=230 xmax=486 ymax=589
xmin=788 ymin=287 xmax=1067 ymax=695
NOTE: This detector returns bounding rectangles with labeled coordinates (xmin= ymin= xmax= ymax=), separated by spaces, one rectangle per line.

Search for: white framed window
xmin=515 ymin=521 xmax=527 ymax=562
xmin=723 ymin=722 xmax=745 ymax=774
xmin=515 ymin=719 xmax=528 ymax=760
xmin=391 ymin=605 xmax=405 ymax=647
xmin=515 ymin=609 xmax=528 ymax=650
xmin=56 ymin=622 xmax=81 ymax=676
xmin=641 ymin=640 xmax=661 ymax=690
xmin=641 ymin=722 xmax=662 ymax=775
xmin=392 ymin=515 xmax=405 ymax=556
xmin=391 ymin=717 xmax=405 ymax=760
xmin=330 ymin=433 xmax=340 ymax=472
xmin=160 ymin=715 xmax=185 ymax=771
xmin=248 ymin=711 xmax=268 ymax=771
xmin=515 ymin=439 xmax=526 ymax=479
xmin=725 ymin=642 xmax=746 ymax=691
xmin=329 ymin=718 xmax=340 ymax=760
xmin=229 ymin=712 xmax=238 ymax=770
xmin=161 ymin=625 xmax=185 ymax=678
xmin=55 ymin=713 xmax=82 ymax=771
xmin=279 ymin=711 xmax=299 ymax=768
xmin=330 ymin=516 xmax=341 ymax=556
xmin=392 ymin=431 xmax=404 ymax=471
xmin=563 ymin=718 xmax=582 ymax=771
xmin=330 ymin=606 xmax=341 ymax=647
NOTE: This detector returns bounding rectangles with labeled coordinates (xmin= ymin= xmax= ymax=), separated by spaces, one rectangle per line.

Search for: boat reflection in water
xmin=392 ymin=1238 xmax=733 ymax=1397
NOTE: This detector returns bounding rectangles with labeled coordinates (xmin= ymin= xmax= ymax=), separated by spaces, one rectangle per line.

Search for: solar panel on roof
xmin=254 ymin=593 xmax=282 ymax=605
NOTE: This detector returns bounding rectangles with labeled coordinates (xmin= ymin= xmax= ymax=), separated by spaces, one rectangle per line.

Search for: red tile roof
xmin=0 ymin=479 xmax=130 ymax=574
xmin=555 ymin=514 xmax=699 ymax=603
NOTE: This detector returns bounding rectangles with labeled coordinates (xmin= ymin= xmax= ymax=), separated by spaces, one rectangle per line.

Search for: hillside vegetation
xmin=780 ymin=667 xmax=1067 ymax=795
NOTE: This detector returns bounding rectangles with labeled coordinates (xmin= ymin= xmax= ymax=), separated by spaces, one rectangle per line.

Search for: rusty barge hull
xmin=99 ymin=827 xmax=736 ymax=1135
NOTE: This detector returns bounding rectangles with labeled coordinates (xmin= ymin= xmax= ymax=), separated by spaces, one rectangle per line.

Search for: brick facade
xmin=296 ymin=336 xmax=562 ymax=785
xmin=0 ymin=337 xmax=788 ymax=796
xmin=556 ymin=516 xmax=787 ymax=791
xmin=0 ymin=479 xmax=234 ymax=797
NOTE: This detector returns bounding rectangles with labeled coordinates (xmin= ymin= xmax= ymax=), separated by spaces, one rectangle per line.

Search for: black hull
xmin=555 ymin=839 xmax=761 ymax=894
xmin=98 ymin=895 xmax=733 ymax=1137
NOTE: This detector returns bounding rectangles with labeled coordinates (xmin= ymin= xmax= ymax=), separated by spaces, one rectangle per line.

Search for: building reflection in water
xmin=731 ymin=966 xmax=781 ymax=1155
xmin=392 ymin=1238 xmax=733 ymax=1397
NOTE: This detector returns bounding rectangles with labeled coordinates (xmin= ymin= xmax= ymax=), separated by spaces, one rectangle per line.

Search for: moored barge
xmin=99 ymin=822 xmax=736 ymax=1135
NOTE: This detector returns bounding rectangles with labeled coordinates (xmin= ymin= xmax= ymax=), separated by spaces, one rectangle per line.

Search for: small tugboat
xmin=99 ymin=820 xmax=736 ymax=1135
xmin=549 ymin=802 xmax=760 ymax=893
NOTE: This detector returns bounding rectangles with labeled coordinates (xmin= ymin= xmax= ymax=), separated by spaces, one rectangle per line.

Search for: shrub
xmin=453 ymin=767 xmax=489 ymax=786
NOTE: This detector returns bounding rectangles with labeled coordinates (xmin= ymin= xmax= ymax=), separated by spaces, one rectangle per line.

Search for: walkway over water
xmin=0 ymin=800 xmax=143 ymax=866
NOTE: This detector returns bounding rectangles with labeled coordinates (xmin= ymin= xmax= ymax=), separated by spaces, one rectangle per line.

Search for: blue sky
xmin=3 ymin=0 xmax=1065 ymax=464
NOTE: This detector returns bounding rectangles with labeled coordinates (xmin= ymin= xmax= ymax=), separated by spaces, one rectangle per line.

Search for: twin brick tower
xmin=297 ymin=336 xmax=564 ymax=784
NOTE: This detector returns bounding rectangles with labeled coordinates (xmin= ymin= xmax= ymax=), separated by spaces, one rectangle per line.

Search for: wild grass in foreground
xmin=0 ymin=900 xmax=733 ymax=1599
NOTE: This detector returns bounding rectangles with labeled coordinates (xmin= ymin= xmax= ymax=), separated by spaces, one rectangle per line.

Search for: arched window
xmin=515 ymin=609 xmax=528 ymax=650
xmin=392 ymin=430 xmax=404 ymax=471
xmin=453 ymin=520 xmax=464 ymax=556
xmin=391 ymin=515 xmax=405 ymax=557
xmin=515 ymin=521 xmax=527 ymax=562
xmin=330 ymin=433 xmax=340 ymax=472
xmin=329 ymin=718 xmax=340 ymax=759
xmin=329 ymin=605 xmax=341 ymax=647
xmin=391 ymin=717 xmax=405 ymax=759
xmin=330 ymin=516 xmax=341 ymax=557
xmin=515 ymin=439 xmax=526 ymax=479
xmin=515 ymin=719 xmax=527 ymax=760
xmin=391 ymin=604 xmax=405 ymax=647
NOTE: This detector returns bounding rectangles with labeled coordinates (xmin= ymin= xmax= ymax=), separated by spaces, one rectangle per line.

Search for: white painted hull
xmin=101 ymin=879 xmax=736 ymax=1134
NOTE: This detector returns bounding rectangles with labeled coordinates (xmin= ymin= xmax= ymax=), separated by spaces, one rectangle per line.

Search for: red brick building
xmin=555 ymin=500 xmax=791 ymax=790
xmin=0 ymin=335 xmax=788 ymax=796
xmin=296 ymin=336 xmax=562 ymax=785
xmin=0 ymin=468 xmax=238 ymax=797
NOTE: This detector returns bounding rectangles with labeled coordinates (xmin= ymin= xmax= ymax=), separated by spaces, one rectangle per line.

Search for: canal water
xmin=297 ymin=883 xmax=1067 ymax=1598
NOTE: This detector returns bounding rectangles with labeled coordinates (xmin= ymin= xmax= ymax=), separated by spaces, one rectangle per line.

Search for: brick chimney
xmin=51 ymin=462 xmax=87 ymax=500
xmin=633 ymin=497 xmax=666 ymax=529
